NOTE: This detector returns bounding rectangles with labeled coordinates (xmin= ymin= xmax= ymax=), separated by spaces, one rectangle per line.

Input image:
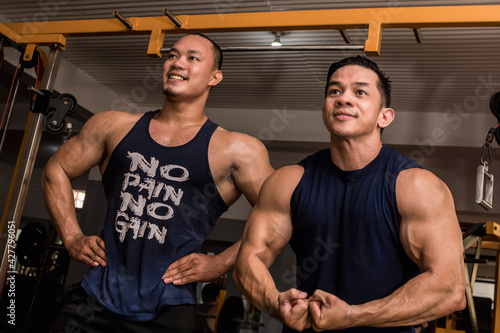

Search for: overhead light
xmin=271 ymin=32 xmax=282 ymax=47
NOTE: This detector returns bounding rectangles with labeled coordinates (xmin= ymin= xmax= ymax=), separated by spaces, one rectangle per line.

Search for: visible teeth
xmin=169 ymin=74 xmax=184 ymax=81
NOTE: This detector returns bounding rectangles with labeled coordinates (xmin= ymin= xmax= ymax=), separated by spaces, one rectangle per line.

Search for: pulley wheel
xmin=44 ymin=111 xmax=66 ymax=135
xmin=58 ymin=93 xmax=77 ymax=115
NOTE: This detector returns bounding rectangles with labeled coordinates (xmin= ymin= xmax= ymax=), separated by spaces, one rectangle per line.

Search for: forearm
xmin=233 ymin=252 xmax=280 ymax=317
xmin=41 ymin=163 xmax=83 ymax=245
xmin=233 ymin=165 xmax=300 ymax=319
xmin=213 ymin=240 xmax=240 ymax=274
xmin=350 ymin=271 xmax=465 ymax=328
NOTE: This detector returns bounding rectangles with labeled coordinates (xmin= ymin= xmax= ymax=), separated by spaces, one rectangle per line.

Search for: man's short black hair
xmin=325 ymin=55 xmax=391 ymax=108
xmin=187 ymin=33 xmax=223 ymax=70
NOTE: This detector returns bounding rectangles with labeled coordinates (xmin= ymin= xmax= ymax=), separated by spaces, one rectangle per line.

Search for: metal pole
xmin=0 ymin=64 xmax=25 ymax=155
xmin=160 ymin=45 xmax=365 ymax=53
xmin=464 ymin=261 xmax=479 ymax=333
xmin=163 ymin=8 xmax=183 ymax=28
xmin=222 ymin=45 xmax=365 ymax=52
xmin=113 ymin=10 xmax=134 ymax=30
xmin=0 ymin=46 xmax=63 ymax=294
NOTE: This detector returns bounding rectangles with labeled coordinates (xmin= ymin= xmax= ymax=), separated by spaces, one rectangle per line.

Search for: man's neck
xmin=157 ymin=96 xmax=208 ymax=126
xmin=329 ymin=136 xmax=383 ymax=171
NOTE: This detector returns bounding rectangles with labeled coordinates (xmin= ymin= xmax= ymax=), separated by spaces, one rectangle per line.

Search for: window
xmin=73 ymin=190 xmax=86 ymax=209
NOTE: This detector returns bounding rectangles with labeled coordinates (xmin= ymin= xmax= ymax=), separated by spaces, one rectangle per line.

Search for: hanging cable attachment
xmin=480 ymin=127 xmax=496 ymax=166
xmin=29 ymin=87 xmax=77 ymax=135
xmin=65 ymin=122 xmax=73 ymax=141
xmin=476 ymin=128 xmax=496 ymax=210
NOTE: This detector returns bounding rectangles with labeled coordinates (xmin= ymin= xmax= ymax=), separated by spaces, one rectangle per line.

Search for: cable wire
xmin=0 ymin=62 xmax=21 ymax=132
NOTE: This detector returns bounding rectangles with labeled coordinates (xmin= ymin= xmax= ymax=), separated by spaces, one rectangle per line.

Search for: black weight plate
xmin=16 ymin=222 xmax=47 ymax=267
xmin=489 ymin=91 xmax=500 ymax=121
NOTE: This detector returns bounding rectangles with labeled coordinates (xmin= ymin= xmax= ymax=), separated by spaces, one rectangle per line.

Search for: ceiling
xmin=2 ymin=1 xmax=500 ymax=271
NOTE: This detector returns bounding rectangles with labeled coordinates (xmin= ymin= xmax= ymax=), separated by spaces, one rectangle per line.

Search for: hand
xmin=66 ymin=234 xmax=107 ymax=267
xmin=278 ymin=289 xmax=311 ymax=331
xmin=162 ymin=253 xmax=225 ymax=285
xmin=309 ymin=289 xmax=352 ymax=331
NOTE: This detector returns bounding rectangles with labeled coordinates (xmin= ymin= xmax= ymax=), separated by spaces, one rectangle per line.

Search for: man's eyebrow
xmin=187 ymin=49 xmax=203 ymax=56
xmin=167 ymin=48 xmax=202 ymax=55
xmin=328 ymin=81 xmax=370 ymax=88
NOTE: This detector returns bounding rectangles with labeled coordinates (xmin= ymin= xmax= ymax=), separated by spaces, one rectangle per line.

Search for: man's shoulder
xmin=257 ymin=165 xmax=305 ymax=205
xmin=86 ymin=110 xmax=144 ymax=134
xmin=79 ymin=111 xmax=147 ymax=152
xmin=93 ymin=110 xmax=144 ymax=123
xmin=397 ymin=168 xmax=449 ymax=198
xmin=274 ymin=164 xmax=305 ymax=179
xmin=211 ymin=127 xmax=267 ymax=155
xmin=398 ymin=167 xmax=437 ymax=182
xmin=213 ymin=126 xmax=256 ymax=143
xmin=266 ymin=165 xmax=305 ymax=188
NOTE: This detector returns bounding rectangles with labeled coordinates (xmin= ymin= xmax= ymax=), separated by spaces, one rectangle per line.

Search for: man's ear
xmin=378 ymin=107 xmax=395 ymax=129
xmin=209 ymin=70 xmax=223 ymax=87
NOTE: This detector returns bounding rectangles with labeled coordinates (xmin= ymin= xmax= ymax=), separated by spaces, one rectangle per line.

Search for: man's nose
xmin=170 ymin=56 xmax=186 ymax=69
xmin=335 ymin=92 xmax=354 ymax=106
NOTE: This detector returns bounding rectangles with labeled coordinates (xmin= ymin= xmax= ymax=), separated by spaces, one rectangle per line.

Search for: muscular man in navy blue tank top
xmin=42 ymin=34 xmax=274 ymax=332
xmin=234 ymin=56 xmax=466 ymax=332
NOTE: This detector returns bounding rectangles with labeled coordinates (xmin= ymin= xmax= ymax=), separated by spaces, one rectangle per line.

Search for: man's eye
xmin=357 ymin=90 xmax=366 ymax=95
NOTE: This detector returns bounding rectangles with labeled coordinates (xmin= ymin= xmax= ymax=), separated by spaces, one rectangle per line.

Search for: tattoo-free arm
xmin=234 ymin=166 xmax=311 ymax=331
xmin=41 ymin=112 xmax=112 ymax=267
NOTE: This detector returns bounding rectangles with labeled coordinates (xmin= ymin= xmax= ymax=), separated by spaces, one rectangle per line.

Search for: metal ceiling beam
xmin=1 ymin=5 xmax=499 ymax=57
xmin=0 ymin=22 xmax=66 ymax=61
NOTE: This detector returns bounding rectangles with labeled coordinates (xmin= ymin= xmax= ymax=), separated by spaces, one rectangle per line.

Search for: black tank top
xmin=81 ymin=110 xmax=228 ymax=321
xmin=288 ymin=146 xmax=421 ymax=333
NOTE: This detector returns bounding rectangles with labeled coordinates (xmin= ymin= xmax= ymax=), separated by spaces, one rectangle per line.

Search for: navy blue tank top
xmin=287 ymin=146 xmax=421 ymax=333
xmin=81 ymin=110 xmax=228 ymax=321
